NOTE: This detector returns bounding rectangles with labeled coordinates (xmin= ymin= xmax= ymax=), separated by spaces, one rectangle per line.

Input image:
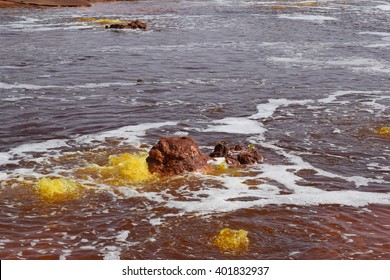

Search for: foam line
xmin=278 ymin=14 xmax=338 ymax=22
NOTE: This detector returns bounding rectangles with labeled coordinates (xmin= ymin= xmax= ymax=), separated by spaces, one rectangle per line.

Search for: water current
xmin=0 ymin=0 xmax=389 ymax=259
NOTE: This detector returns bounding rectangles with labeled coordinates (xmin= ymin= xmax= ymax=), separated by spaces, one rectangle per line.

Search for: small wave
xmin=0 ymin=81 xmax=137 ymax=91
xmin=278 ymin=14 xmax=338 ymax=22
xmin=203 ymin=117 xmax=265 ymax=135
xmin=268 ymin=56 xmax=390 ymax=74
xmin=376 ymin=4 xmax=390 ymax=11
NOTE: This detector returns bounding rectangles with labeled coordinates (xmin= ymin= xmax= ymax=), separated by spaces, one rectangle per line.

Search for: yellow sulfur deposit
xmin=94 ymin=19 xmax=127 ymax=25
xmin=271 ymin=5 xmax=288 ymax=10
xmin=297 ymin=1 xmax=318 ymax=6
xmin=79 ymin=153 xmax=155 ymax=186
xmin=214 ymin=228 xmax=249 ymax=252
xmin=377 ymin=126 xmax=390 ymax=136
xmin=36 ymin=177 xmax=82 ymax=200
xmin=214 ymin=160 xmax=228 ymax=172
xmin=77 ymin=17 xmax=96 ymax=22
xmin=75 ymin=18 xmax=127 ymax=25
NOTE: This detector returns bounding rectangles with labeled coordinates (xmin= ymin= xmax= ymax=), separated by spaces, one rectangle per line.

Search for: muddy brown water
xmin=0 ymin=0 xmax=389 ymax=259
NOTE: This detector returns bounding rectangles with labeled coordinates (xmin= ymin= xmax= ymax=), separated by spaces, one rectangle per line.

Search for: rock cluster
xmin=105 ymin=20 xmax=147 ymax=30
xmin=209 ymin=142 xmax=263 ymax=166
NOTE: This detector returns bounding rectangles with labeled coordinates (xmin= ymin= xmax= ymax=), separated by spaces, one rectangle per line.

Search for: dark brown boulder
xmin=210 ymin=142 xmax=228 ymax=157
xmin=106 ymin=20 xmax=147 ymax=30
xmin=146 ymin=136 xmax=209 ymax=176
xmin=210 ymin=142 xmax=263 ymax=166
xmin=237 ymin=150 xmax=263 ymax=165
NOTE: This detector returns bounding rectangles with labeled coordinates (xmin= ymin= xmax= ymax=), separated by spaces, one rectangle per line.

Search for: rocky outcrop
xmin=0 ymin=0 xmax=137 ymax=8
xmin=1 ymin=0 xmax=91 ymax=7
xmin=146 ymin=136 xmax=209 ymax=176
xmin=146 ymin=137 xmax=263 ymax=177
xmin=210 ymin=142 xmax=263 ymax=166
xmin=105 ymin=20 xmax=147 ymax=30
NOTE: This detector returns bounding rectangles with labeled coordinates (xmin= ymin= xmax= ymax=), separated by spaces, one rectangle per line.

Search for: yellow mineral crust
xmin=377 ymin=126 xmax=390 ymax=136
xmin=36 ymin=177 xmax=82 ymax=200
xmin=76 ymin=17 xmax=127 ymax=25
xmin=94 ymin=19 xmax=127 ymax=25
xmin=78 ymin=153 xmax=155 ymax=186
xmin=214 ymin=228 xmax=249 ymax=252
xmin=296 ymin=1 xmax=318 ymax=7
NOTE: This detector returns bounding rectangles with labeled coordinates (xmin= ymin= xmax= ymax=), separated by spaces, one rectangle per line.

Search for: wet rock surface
xmin=146 ymin=137 xmax=263 ymax=176
xmin=210 ymin=142 xmax=263 ymax=166
xmin=105 ymin=20 xmax=147 ymax=30
xmin=1 ymin=0 xmax=91 ymax=7
xmin=146 ymin=136 xmax=209 ymax=176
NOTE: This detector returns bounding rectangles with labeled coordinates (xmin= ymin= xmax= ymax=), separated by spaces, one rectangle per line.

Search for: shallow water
xmin=0 ymin=0 xmax=389 ymax=259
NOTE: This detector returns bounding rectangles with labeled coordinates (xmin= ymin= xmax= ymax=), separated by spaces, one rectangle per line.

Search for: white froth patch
xmin=269 ymin=55 xmax=390 ymax=74
xmin=376 ymin=5 xmax=390 ymax=11
xmin=328 ymin=58 xmax=390 ymax=74
xmin=0 ymin=81 xmax=137 ymax=91
xmin=0 ymin=172 xmax=8 ymax=181
xmin=116 ymin=230 xmax=129 ymax=242
xmin=278 ymin=14 xmax=337 ymax=22
xmin=149 ymin=218 xmax=163 ymax=226
xmin=59 ymin=249 xmax=72 ymax=260
xmin=203 ymin=117 xmax=265 ymax=135
xmin=78 ymin=121 xmax=177 ymax=147
xmin=250 ymin=98 xmax=313 ymax=120
xmin=102 ymin=246 xmax=121 ymax=260
xmin=0 ymin=121 xmax=177 ymax=173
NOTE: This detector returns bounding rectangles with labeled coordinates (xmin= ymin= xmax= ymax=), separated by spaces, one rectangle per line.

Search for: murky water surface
xmin=1 ymin=0 xmax=389 ymax=259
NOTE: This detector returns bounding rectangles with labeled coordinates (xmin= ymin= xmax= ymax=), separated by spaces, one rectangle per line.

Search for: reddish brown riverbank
xmin=0 ymin=0 xmax=133 ymax=8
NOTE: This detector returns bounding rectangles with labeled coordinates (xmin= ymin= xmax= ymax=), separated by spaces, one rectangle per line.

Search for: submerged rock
xmin=210 ymin=142 xmax=263 ymax=166
xmin=36 ymin=177 xmax=82 ymax=200
xmin=377 ymin=126 xmax=390 ymax=136
xmin=146 ymin=136 xmax=209 ymax=176
xmin=214 ymin=228 xmax=249 ymax=252
xmin=105 ymin=20 xmax=147 ymax=30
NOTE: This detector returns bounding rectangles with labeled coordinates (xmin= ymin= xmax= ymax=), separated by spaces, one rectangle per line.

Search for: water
xmin=0 ymin=0 xmax=389 ymax=259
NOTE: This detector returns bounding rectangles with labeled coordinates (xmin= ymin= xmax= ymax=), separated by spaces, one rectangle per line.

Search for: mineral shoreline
xmin=0 ymin=0 xmax=133 ymax=8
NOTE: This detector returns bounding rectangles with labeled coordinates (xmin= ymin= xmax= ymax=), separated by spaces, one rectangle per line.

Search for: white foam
xmin=79 ymin=245 xmax=96 ymax=250
xmin=269 ymin=55 xmax=390 ymax=74
xmin=0 ymin=81 xmax=137 ymax=91
xmin=376 ymin=4 xmax=390 ymax=11
xmin=327 ymin=58 xmax=390 ymax=74
xmin=0 ymin=82 xmax=51 ymax=90
xmin=59 ymin=249 xmax=72 ymax=260
xmin=101 ymin=246 xmax=121 ymax=260
xmin=203 ymin=117 xmax=265 ymax=135
xmin=78 ymin=121 xmax=177 ymax=147
xmin=116 ymin=230 xmax=129 ymax=242
xmin=0 ymin=139 xmax=68 ymax=166
xmin=278 ymin=14 xmax=337 ymax=22
xmin=249 ymin=98 xmax=313 ymax=120
xmin=149 ymin=218 xmax=163 ymax=226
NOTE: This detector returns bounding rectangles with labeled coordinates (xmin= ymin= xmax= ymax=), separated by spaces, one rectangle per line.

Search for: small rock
xmin=105 ymin=20 xmax=147 ymax=30
xmin=210 ymin=142 xmax=263 ymax=166
xmin=210 ymin=142 xmax=228 ymax=157
xmin=237 ymin=150 xmax=263 ymax=165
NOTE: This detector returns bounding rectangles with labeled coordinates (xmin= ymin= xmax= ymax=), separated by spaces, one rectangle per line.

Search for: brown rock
xmin=146 ymin=136 xmax=209 ymax=176
xmin=3 ymin=0 xmax=91 ymax=7
xmin=210 ymin=142 xmax=263 ymax=166
xmin=237 ymin=150 xmax=263 ymax=165
xmin=210 ymin=142 xmax=228 ymax=157
xmin=106 ymin=20 xmax=147 ymax=30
